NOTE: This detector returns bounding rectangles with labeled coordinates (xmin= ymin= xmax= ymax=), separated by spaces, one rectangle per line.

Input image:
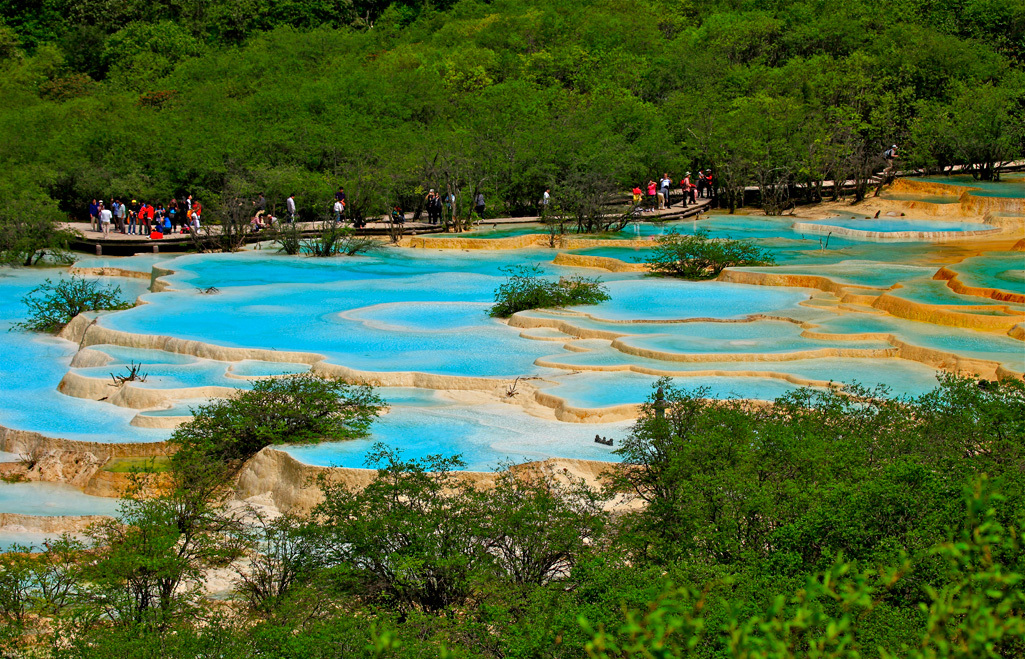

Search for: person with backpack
xmin=883 ymin=145 xmax=898 ymax=176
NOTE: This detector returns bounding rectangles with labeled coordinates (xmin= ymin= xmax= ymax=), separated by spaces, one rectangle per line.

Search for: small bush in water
xmin=647 ymin=228 xmax=774 ymax=279
xmin=489 ymin=264 xmax=610 ymax=317
xmin=14 ymin=276 xmax=132 ymax=333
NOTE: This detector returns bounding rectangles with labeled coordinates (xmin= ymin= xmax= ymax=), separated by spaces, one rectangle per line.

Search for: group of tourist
xmin=86 ymin=173 xmax=716 ymax=240
xmin=632 ymin=171 xmax=714 ymax=212
xmin=88 ymin=196 xmax=202 ymax=239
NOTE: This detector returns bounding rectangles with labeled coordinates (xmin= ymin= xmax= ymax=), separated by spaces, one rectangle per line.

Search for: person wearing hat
xmin=883 ymin=144 xmax=898 ymax=176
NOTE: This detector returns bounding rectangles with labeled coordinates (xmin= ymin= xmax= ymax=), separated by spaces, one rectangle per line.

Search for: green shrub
xmin=304 ymin=223 xmax=378 ymax=257
xmin=274 ymin=223 xmax=303 ymax=255
xmin=14 ymin=276 xmax=132 ymax=333
xmin=647 ymin=228 xmax=775 ymax=279
xmin=169 ymin=374 xmax=382 ymax=481
xmin=489 ymin=265 xmax=610 ymax=317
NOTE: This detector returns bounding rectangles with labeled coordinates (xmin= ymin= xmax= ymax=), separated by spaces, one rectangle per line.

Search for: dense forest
xmin=0 ymin=0 xmax=1022 ymax=226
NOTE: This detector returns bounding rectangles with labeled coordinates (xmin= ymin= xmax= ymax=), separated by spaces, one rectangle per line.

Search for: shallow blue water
xmin=806 ymin=217 xmax=985 ymax=233
xmin=0 ymin=270 xmax=168 ymax=443
xmin=283 ymin=398 xmax=628 ymax=471
xmin=569 ymin=280 xmax=807 ymax=321
xmin=539 ymin=372 xmax=808 ymax=407
xmin=919 ymin=174 xmax=1025 ymax=198
xmin=0 ymin=531 xmax=69 ymax=553
xmin=0 ymin=482 xmax=121 ymax=517
xmin=73 ymin=253 xmax=177 ymax=273
xmin=0 ymin=236 xmax=1019 ymax=478
xmin=949 ymin=253 xmax=1025 ymax=295
xmin=732 ymin=261 xmax=935 ymax=288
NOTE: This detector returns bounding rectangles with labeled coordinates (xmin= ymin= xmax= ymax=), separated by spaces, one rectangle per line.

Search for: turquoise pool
xmin=919 ymin=174 xmax=1025 ymax=198
xmin=805 ymin=217 xmax=986 ymax=233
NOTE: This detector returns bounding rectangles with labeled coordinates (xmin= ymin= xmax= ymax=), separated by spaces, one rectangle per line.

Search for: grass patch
xmin=103 ymin=457 xmax=171 ymax=474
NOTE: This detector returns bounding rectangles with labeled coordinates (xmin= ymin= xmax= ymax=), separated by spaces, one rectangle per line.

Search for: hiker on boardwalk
xmin=883 ymin=145 xmax=898 ymax=176
xmin=647 ymin=179 xmax=658 ymax=211
xmin=286 ymin=194 xmax=296 ymax=223
xmin=425 ymin=189 xmax=442 ymax=224
xmin=540 ymin=188 xmax=550 ymax=217
xmin=660 ymin=174 xmax=672 ymax=208
xmin=114 ymin=200 xmax=125 ymax=233
xmin=444 ymin=191 xmax=455 ymax=225
xmin=168 ymin=199 xmax=179 ymax=232
xmin=88 ymin=199 xmax=99 ymax=231
xmin=98 ymin=202 xmax=112 ymax=238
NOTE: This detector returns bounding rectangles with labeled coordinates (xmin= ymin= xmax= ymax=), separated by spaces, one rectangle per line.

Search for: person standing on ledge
xmin=116 ymin=199 xmax=127 ymax=233
xmin=98 ymin=202 xmax=112 ymax=238
xmin=88 ymin=199 xmax=99 ymax=232
xmin=540 ymin=188 xmax=550 ymax=217
xmin=286 ymin=194 xmax=296 ymax=223
xmin=425 ymin=189 xmax=441 ymax=225
xmin=333 ymin=197 xmax=343 ymax=223
xmin=473 ymin=190 xmax=485 ymax=218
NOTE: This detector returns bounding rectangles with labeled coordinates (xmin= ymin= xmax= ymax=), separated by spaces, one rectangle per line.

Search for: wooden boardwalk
xmin=65 ymin=199 xmax=712 ymax=256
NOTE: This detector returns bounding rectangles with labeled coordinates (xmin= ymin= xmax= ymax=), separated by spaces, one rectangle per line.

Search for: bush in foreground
xmin=647 ymin=228 xmax=774 ymax=279
xmin=489 ymin=265 xmax=610 ymax=317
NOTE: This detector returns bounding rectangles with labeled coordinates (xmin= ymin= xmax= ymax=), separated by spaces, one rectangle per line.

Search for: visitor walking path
xmin=63 ymin=199 xmax=713 ymax=255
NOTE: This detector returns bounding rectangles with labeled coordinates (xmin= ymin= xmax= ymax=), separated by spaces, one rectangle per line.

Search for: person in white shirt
xmin=286 ymin=195 xmax=296 ymax=223
xmin=98 ymin=203 xmax=112 ymax=238
xmin=333 ymin=199 xmax=343 ymax=223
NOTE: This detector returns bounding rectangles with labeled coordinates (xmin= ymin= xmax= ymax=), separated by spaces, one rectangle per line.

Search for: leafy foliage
xmin=169 ymin=374 xmax=382 ymax=481
xmin=13 ymin=276 xmax=132 ymax=333
xmin=646 ymin=228 xmax=775 ymax=279
xmin=3 ymin=376 xmax=1025 ymax=656
xmin=0 ymin=196 xmax=76 ymax=266
xmin=304 ymin=222 xmax=379 ymax=257
xmin=489 ymin=265 xmax=611 ymax=318
xmin=0 ymin=0 xmax=1017 ymax=227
